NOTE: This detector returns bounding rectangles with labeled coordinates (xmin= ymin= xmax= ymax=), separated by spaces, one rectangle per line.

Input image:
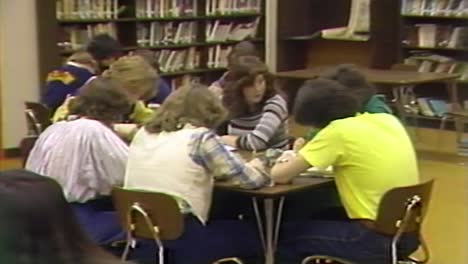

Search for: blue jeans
xmin=278 ymin=220 xmax=419 ymax=264
xmin=130 ymin=215 xmax=262 ymax=264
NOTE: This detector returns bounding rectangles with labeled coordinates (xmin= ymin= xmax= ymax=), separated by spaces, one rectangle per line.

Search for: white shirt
xmin=25 ymin=119 xmax=129 ymax=203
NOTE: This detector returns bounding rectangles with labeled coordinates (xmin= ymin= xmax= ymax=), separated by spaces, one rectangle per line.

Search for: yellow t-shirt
xmin=299 ymin=113 xmax=419 ymax=220
xmin=52 ymin=99 xmax=155 ymax=124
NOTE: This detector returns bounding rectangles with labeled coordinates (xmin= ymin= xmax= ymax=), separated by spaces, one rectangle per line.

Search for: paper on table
xmin=224 ymin=145 xmax=237 ymax=152
xmin=299 ymin=166 xmax=334 ymax=178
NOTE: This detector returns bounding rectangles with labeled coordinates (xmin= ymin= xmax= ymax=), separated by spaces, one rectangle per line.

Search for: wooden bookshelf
xmin=37 ymin=0 xmax=266 ymax=88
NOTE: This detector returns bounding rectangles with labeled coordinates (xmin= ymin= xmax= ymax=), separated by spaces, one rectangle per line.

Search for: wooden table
xmin=215 ymin=177 xmax=334 ymax=264
xmin=276 ymin=67 xmax=461 ymax=130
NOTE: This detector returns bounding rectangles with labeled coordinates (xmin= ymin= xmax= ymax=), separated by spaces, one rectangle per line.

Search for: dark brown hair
xmin=227 ymin=41 xmax=258 ymax=69
xmin=294 ymin=78 xmax=360 ymax=128
xmin=0 ymin=169 xmax=125 ymax=264
xmin=69 ymin=77 xmax=132 ymax=124
xmin=145 ymin=84 xmax=227 ymax=133
xmin=321 ymin=64 xmax=376 ymax=108
xmin=223 ymin=56 xmax=276 ymax=117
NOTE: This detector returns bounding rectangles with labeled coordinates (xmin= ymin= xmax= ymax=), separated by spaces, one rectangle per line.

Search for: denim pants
xmin=278 ymin=220 xmax=419 ymax=264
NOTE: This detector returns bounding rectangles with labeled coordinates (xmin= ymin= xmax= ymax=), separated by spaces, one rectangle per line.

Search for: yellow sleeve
xmin=130 ymin=101 xmax=156 ymax=124
xmin=51 ymin=97 xmax=74 ymax=123
xmin=298 ymin=125 xmax=343 ymax=170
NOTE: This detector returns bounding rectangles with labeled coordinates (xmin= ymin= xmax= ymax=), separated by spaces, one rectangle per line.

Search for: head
xmin=223 ymin=56 xmax=275 ymax=117
xmin=320 ymin=64 xmax=376 ymax=108
xmin=0 ymin=169 xmax=118 ymax=264
xmin=227 ymin=41 xmax=258 ymax=70
xmin=69 ymin=77 xmax=132 ymax=124
xmin=129 ymin=49 xmax=160 ymax=72
xmin=145 ymin=84 xmax=227 ymax=134
xmin=68 ymin=51 xmax=98 ymax=74
xmin=86 ymin=34 xmax=122 ymax=71
xmin=102 ymin=55 xmax=158 ymax=102
xmin=294 ymin=78 xmax=360 ymax=128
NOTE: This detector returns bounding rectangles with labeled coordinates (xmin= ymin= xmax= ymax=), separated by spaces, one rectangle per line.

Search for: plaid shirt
xmin=190 ymin=130 xmax=271 ymax=189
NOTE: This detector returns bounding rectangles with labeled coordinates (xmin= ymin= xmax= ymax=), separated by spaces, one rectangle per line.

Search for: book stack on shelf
xmin=51 ymin=0 xmax=265 ymax=89
xmin=404 ymin=53 xmax=468 ymax=80
xmin=403 ymin=24 xmax=468 ymax=50
xmin=415 ymin=97 xmax=452 ymax=118
xmin=401 ymin=0 xmax=468 ymax=17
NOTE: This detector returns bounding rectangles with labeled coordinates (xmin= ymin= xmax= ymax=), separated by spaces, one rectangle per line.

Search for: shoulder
xmin=263 ymin=95 xmax=288 ymax=114
xmin=364 ymin=95 xmax=392 ymax=114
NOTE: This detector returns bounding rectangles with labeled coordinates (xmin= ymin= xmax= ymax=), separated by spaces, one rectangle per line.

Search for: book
xmin=321 ymin=0 xmax=370 ymax=41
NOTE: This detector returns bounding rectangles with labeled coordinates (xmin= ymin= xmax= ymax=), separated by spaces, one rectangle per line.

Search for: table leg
xmin=274 ymin=197 xmax=285 ymax=249
xmin=264 ymin=198 xmax=274 ymax=264
xmin=252 ymin=198 xmax=266 ymax=251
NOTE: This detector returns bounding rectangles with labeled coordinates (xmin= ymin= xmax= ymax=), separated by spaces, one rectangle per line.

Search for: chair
xmin=19 ymin=136 xmax=38 ymax=166
xmin=112 ymin=187 xmax=244 ymax=264
xmin=24 ymin=102 xmax=51 ymax=136
xmin=302 ymin=180 xmax=434 ymax=264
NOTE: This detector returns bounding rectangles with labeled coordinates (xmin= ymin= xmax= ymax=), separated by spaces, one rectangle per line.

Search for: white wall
xmin=0 ymin=0 xmax=40 ymax=149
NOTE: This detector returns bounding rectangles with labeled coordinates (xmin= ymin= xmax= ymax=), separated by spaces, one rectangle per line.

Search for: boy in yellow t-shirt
xmin=272 ymin=78 xmax=419 ymax=264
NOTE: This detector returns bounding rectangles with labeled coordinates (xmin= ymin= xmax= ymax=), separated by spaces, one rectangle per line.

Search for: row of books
xmin=207 ymin=45 xmax=232 ymax=68
xmin=404 ymin=24 xmax=468 ymax=49
xmin=416 ymin=98 xmax=451 ymax=117
xmin=137 ymin=22 xmax=197 ymax=46
xmin=58 ymin=23 xmax=117 ymax=50
xmin=206 ymin=0 xmax=262 ymax=15
xmin=404 ymin=53 xmax=468 ymax=80
xmin=402 ymin=0 xmax=468 ymax=16
xmin=206 ymin=18 xmax=260 ymax=41
xmin=135 ymin=0 xmax=198 ymax=18
xmin=56 ymin=0 xmax=121 ymax=20
xmin=155 ymin=47 xmax=201 ymax=72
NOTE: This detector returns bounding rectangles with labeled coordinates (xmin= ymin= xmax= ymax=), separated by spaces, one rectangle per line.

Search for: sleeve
xmin=130 ymin=101 xmax=156 ymax=124
xmin=89 ymin=128 xmax=129 ymax=193
xmin=42 ymin=81 xmax=73 ymax=110
xmin=236 ymin=96 xmax=288 ymax=151
xmin=299 ymin=125 xmax=344 ymax=170
xmin=365 ymin=95 xmax=393 ymax=114
xmin=304 ymin=128 xmax=320 ymax=142
xmin=189 ymin=130 xmax=271 ymax=189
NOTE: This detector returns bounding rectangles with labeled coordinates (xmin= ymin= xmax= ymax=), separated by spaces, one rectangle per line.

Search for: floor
xmin=1 ymin=153 xmax=466 ymax=264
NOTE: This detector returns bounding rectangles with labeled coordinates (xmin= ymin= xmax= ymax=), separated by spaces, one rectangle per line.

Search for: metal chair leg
xmin=301 ymin=255 xmax=354 ymax=264
xmin=212 ymin=257 xmax=244 ymax=264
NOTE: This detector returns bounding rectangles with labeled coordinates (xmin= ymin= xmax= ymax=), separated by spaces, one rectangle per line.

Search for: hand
xmin=292 ymin=137 xmax=306 ymax=152
xmin=221 ymin=135 xmax=238 ymax=147
xmin=208 ymin=84 xmax=223 ymax=98
xmin=247 ymin=158 xmax=270 ymax=175
xmin=275 ymin=150 xmax=297 ymax=164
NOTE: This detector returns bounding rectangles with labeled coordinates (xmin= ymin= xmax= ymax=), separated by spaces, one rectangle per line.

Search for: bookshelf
xmin=400 ymin=0 xmax=468 ymax=129
xmin=38 ymin=0 xmax=266 ymax=89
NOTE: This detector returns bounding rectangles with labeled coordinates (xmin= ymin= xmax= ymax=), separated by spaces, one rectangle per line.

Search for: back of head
xmin=86 ymin=34 xmax=122 ymax=61
xmin=130 ymin=49 xmax=159 ymax=71
xmin=321 ymin=64 xmax=376 ymax=106
xmin=103 ymin=55 xmax=158 ymax=101
xmin=294 ymin=78 xmax=360 ymax=128
xmin=68 ymin=51 xmax=98 ymax=72
xmin=69 ymin=77 xmax=132 ymax=123
xmin=0 ymin=169 xmax=119 ymax=264
xmin=145 ymin=84 xmax=227 ymax=133
xmin=227 ymin=41 xmax=258 ymax=68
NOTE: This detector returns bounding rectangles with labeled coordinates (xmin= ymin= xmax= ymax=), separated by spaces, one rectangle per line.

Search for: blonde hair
xmin=102 ymin=55 xmax=158 ymax=100
xmin=145 ymin=84 xmax=227 ymax=133
xmin=67 ymin=51 xmax=97 ymax=72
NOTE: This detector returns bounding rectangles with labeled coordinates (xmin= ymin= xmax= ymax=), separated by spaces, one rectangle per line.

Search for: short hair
xmin=102 ymin=55 xmax=158 ymax=100
xmin=294 ymin=78 xmax=360 ymax=128
xmin=67 ymin=51 xmax=97 ymax=72
xmin=223 ymin=56 xmax=276 ymax=117
xmin=0 ymin=169 xmax=121 ymax=264
xmin=69 ymin=77 xmax=132 ymax=123
xmin=86 ymin=34 xmax=122 ymax=61
xmin=130 ymin=49 xmax=160 ymax=71
xmin=320 ymin=64 xmax=376 ymax=107
xmin=227 ymin=41 xmax=258 ymax=68
xmin=145 ymin=84 xmax=227 ymax=133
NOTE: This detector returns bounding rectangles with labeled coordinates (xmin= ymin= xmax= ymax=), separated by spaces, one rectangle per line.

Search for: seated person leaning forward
xmin=221 ymin=56 xmax=289 ymax=151
xmin=271 ymin=78 xmax=420 ymax=264
xmin=124 ymin=84 xmax=271 ymax=264
xmin=25 ymin=78 xmax=131 ymax=245
xmin=52 ymin=55 xmax=157 ymax=125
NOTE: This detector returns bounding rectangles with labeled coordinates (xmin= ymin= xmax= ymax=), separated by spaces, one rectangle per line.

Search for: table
xmin=216 ymin=177 xmax=334 ymax=264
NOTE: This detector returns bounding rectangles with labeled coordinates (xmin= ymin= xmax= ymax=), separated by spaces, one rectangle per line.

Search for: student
xmin=26 ymin=78 xmax=132 ymax=246
xmin=0 ymin=169 xmax=128 ymax=264
xmin=302 ymin=64 xmax=392 ymax=142
xmin=270 ymin=79 xmax=419 ymax=264
xmin=86 ymin=34 xmax=123 ymax=72
xmin=42 ymin=51 xmax=97 ymax=111
xmin=221 ymin=56 xmax=289 ymax=151
xmin=124 ymin=84 xmax=270 ymax=264
xmin=130 ymin=49 xmax=172 ymax=104
xmin=209 ymin=41 xmax=258 ymax=96
xmin=52 ymin=55 xmax=158 ymax=124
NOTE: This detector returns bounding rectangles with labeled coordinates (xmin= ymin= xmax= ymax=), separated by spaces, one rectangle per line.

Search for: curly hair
xmin=145 ymin=84 xmax=228 ymax=134
xmin=102 ymin=55 xmax=158 ymax=101
xmin=69 ymin=77 xmax=132 ymax=124
xmin=294 ymin=78 xmax=360 ymax=128
xmin=320 ymin=64 xmax=376 ymax=108
xmin=222 ymin=56 xmax=276 ymax=118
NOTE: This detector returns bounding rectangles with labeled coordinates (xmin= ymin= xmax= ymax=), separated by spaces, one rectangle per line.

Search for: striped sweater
xmin=228 ymin=95 xmax=289 ymax=151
